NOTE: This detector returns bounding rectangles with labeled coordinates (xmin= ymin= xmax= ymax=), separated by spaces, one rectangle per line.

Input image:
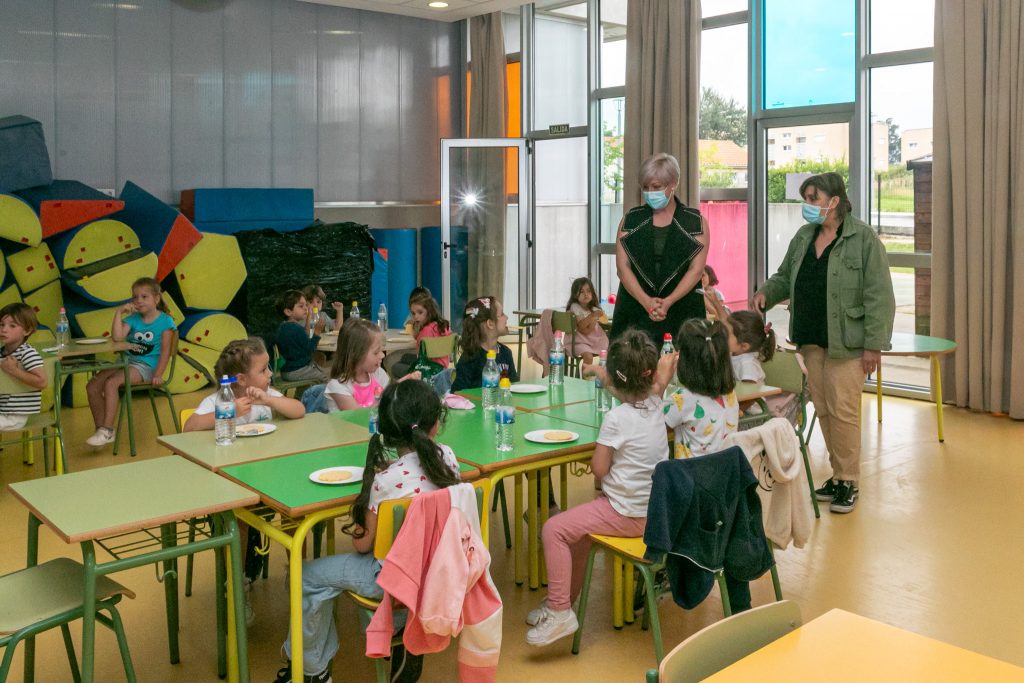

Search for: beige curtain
xmin=932 ymin=0 xmax=1024 ymax=417
xmin=623 ymin=0 xmax=702 ymax=207
xmin=466 ymin=13 xmax=508 ymax=300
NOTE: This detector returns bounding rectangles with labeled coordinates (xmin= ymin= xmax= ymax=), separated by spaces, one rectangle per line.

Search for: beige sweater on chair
xmin=726 ymin=418 xmax=814 ymax=549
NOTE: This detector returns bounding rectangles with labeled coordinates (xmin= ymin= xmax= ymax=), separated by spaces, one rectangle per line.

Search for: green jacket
xmin=758 ymin=214 xmax=895 ymax=359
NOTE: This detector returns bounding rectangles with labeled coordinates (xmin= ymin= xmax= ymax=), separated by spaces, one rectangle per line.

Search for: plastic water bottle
xmin=55 ymin=307 xmax=70 ymax=350
xmin=496 ymin=377 xmax=515 ymax=451
xmin=377 ymin=303 xmax=388 ymax=332
xmin=549 ymin=331 xmax=565 ymax=386
xmin=350 ymin=301 xmax=361 ymax=320
xmin=595 ymin=350 xmax=611 ymax=412
xmin=309 ymin=307 xmax=319 ymax=338
xmin=368 ymin=387 xmax=382 ymax=434
xmin=214 ymin=375 xmax=236 ymax=445
xmin=482 ymin=350 xmax=500 ymax=410
xmin=662 ymin=333 xmax=674 ymax=356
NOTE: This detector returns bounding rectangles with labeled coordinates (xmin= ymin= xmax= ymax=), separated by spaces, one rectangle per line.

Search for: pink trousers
xmin=541 ymin=495 xmax=647 ymax=611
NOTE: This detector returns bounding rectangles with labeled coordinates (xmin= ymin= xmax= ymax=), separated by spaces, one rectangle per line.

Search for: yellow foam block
xmin=74 ymin=252 xmax=158 ymax=305
xmin=0 ymin=194 xmax=43 ymax=246
xmin=60 ymin=219 xmax=140 ymax=269
xmin=65 ymin=373 xmax=89 ymax=408
xmin=73 ymin=306 xmax=118 ymax=339
xmin=23 ymin=281 xmax=63 ymax=335
xmin=173 ymin=342 xmax=220 ymax=395
xmin=7 ymin=244 xmax=58 ymax=293
xmin=182 ymin=313 xmax=247 ymax=353
xmin=173 ymin=232 xmax=246 ymax=310
xmin=0 ymin=284 xmax=22 ymax=308
xmin=163 ymin=291 xmax=185 ymax=327
xmin=28 ymin=328 xmax=55 ymax=347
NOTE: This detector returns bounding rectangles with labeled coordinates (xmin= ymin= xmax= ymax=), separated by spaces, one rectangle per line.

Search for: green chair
xmin=761 ymin=349 xmax=820 ymax=518
xmin=418 ymin=332 xmax=460 ymax=365
xmin=0 ymin=558 xmax=137 ymax=682
xmin=644 ymin=600 xmax=802 ymax=682
xmin=0 ymin=356 xmax=66 ymax=475
xmin=550 ymin=310 xmax=582 ymax=378
xmin=271 ymin=344 xmax=319 ymax=398
xmin=344 ymin=481 xmax=491 ymax=683
xmin=113 ymin=331 xmax=181 ymax=456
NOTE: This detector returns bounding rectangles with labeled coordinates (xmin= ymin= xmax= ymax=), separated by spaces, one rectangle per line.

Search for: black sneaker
xmin=390 ymin=643 xmax=424 ymax=683
xmin=273 ymin=663 xmax=332 ymax=683
xmin=829 ymin=480 xmax=858 ymax=514
xmin=814 ymin=478 xmax=837 ymax=501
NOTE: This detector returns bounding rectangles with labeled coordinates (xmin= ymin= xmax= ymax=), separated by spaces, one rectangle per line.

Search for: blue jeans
xmin=283 ymin=552 xmax=384 ymax=675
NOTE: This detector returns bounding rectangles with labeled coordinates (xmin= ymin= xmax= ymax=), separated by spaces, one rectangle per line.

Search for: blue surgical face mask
xmin=643 ymin=190 xmax=670 ymax=210
xmin=801 ymin=198 xmax=836 ymax=225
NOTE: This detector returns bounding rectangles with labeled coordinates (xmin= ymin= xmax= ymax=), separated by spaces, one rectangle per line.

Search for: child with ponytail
xmin=277 ymin=380 xmax=461 ymax=683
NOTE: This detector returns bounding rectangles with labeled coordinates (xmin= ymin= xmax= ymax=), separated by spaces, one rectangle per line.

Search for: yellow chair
xmin=113 ymin=331 xmax=181 ymax=456
xmin=0 ymin=356 xmax=65 ymax=475
xmin=418 ymin=333 xmax=460 ymax=365
xmin=644 ymin=600 xmax=802 ymax=682
xmin=345 ymin=480 xmax=491 ymax=683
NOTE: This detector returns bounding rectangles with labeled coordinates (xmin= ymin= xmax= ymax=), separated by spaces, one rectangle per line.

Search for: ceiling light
xmin=428 ymin=1 xmax=449 ymax=8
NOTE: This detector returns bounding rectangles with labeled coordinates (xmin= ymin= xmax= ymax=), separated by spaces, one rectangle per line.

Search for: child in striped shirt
xmin=0 ymin=303 xmax=47 ymax=430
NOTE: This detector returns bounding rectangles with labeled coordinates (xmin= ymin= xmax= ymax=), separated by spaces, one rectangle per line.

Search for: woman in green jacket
xmin=752 ymin=173 xmax=895 ymax=514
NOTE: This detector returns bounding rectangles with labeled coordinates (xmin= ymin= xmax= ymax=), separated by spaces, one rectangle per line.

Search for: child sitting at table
xmin=85 ymin=277 xmax=176 ymax=447
xmin=184 ymin=337 xmax=304 ymax=626
xmin=565 ymin=276 xmax=609 ymax=366
xmin=325 ymin=318 xmax=420 ymax=411
xmin=705 ymin=291 xmax=778 ymax=416
xmin=0 ymin=303 xmax=47 ymax=430
xmin=659 ymin=318 xmax=739 ymax=459
xmin=276 ymin=289 xmax=327 ymax=382
xmin=450 ymin=296 xmax=519 ymax=392
xmin=526 ymin=329 xmax=667 ymax=646
xmin=184 ymin=337 xmax=305 ymax=431
xmin=276 ymin=380 xmax=462 ymax=683
xmin=409 ymin=289 xmax=452 ymax=367
xmin=302 ymin=284 xmax=344 ymax=333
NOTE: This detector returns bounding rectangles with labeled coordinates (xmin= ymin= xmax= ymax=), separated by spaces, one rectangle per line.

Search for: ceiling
xmin=300 ymin=0 xmax=531 ymax=23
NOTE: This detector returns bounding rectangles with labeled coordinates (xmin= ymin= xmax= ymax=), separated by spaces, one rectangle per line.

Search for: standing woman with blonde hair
xmin=610 ymin=153 xmax=710 ymax=345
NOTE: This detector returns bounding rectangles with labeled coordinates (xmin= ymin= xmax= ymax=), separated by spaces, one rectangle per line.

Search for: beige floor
xmin=2 ymin=375 xmax=1023 ymax=682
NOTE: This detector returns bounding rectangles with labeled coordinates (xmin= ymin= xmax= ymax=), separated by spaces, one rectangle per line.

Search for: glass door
xmin=440 ymin=138 xmax=529 ymax=330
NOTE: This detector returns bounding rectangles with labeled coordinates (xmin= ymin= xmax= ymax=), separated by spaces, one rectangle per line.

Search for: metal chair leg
xmin=637 ymin=564 xmax=663 ymax=663
xmin=60 ymin=622 xmax=82 ymax=683
xmin=105 ymin=604 xmax=138 ymax=683
xmin=571 ymin=545 xmax=599 ymax=655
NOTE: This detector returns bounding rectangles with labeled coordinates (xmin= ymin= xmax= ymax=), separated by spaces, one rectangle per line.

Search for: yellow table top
xmin=704 ymin=609 xmax=1024 ymax=681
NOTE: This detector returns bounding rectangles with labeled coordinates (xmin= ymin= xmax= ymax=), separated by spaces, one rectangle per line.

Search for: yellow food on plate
xmin=545 ymin=431 xmax=574 ymax=442
xmin=318 ymin=470 xmax=352 ymax=483
xmin=237 ymin=425 xmax=264 ymax=435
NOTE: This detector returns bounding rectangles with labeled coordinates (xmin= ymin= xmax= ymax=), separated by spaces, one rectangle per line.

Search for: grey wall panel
xmin=224 ymin=0 xmax=273 ymax=187
xmin=398 ymin=17 xmax=437 ymax=203
xmin=54 ymin=0 xmax=115 ymax=189
xmin=116 ymin=0 xmax=172 ymax=199
xmin=0 ymin=1 xmax=56 ymax=158
xmin=271 ymin=0 xmax=319 ymax=189
xmin=170 ymin=1 xmax=224 ymax=193
xmin=358 ymin=10 xmax=400 ymax=200
xmin=317 ymin=5 xmax=361 ymax=201
xmin=436 ymin=22 xmax=463 ymax=141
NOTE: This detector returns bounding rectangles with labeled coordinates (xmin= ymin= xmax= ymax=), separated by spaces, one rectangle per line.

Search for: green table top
xmin=458 ymin=376 xmax=597 ymax=412
xmin=158 ymin=412 xmax=371 ymax=471
xmin=335 ymin=407 xmax=372 ymax=430
xmin=221 ymin=442 xmax=478 ymax=517
xmin=7 ymin=457 xmax=259 ymax=544
xmin=885 ymin=333 xmax=957 ymax=356
xmin=533 ymin=400 xmax=608 ymax=429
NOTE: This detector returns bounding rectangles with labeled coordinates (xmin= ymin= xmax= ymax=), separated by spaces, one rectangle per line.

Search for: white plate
xmin=76 ymin=338 xmax=108 ymax=345
xmin=524 ymin=429 xmax=580 ymax=445
xmin=235 ymin=423 xmax=277 ymax=437
xmin=509 ymin=383 xmax=546 ymax=394
xmin=309 ymin=466 xmax=364 ymax=485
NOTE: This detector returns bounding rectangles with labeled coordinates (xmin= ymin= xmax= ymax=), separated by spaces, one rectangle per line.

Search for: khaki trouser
xmin=800 ymin=345 xmax=865 ymax=482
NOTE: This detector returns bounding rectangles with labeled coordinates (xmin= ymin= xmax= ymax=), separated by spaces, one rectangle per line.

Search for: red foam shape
xmin=156 ymin=214 xmax=203 ymax=282
xmin=39 ymin=200 xmax=125 ymax=237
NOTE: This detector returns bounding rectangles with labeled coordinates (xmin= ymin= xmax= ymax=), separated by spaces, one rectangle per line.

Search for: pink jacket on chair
xmin=366 ymin=485 xmax=502 ymax=682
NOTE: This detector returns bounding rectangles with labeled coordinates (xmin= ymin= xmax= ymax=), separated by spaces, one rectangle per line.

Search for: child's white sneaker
xmin=526 ymin=608 xmax=578 ymax=646
xmin=525 ymin=600 xmax=550 ymax=626
xmin=86 ymin=427 xmax=115 ymax=447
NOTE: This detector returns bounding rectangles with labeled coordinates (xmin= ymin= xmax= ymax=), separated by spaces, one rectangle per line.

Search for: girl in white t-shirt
xmin=324 ymin=319 xmax=420 ymax=411
xmin=184 ymin=337 xmax=304 ymax=431
xmin=527 ymin=329 xmax=668 ymax=647
xmin=279 ymin=379 xmax=461 ymax=681
xmin=661 ymin=318 xmax=740 ymax=459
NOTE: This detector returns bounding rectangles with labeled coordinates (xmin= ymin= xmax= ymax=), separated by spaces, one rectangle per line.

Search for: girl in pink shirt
xmin=409 ymin=290 xmax=452 ymax=368
xmin=324 ymin=319 xmax=419 ymax=411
